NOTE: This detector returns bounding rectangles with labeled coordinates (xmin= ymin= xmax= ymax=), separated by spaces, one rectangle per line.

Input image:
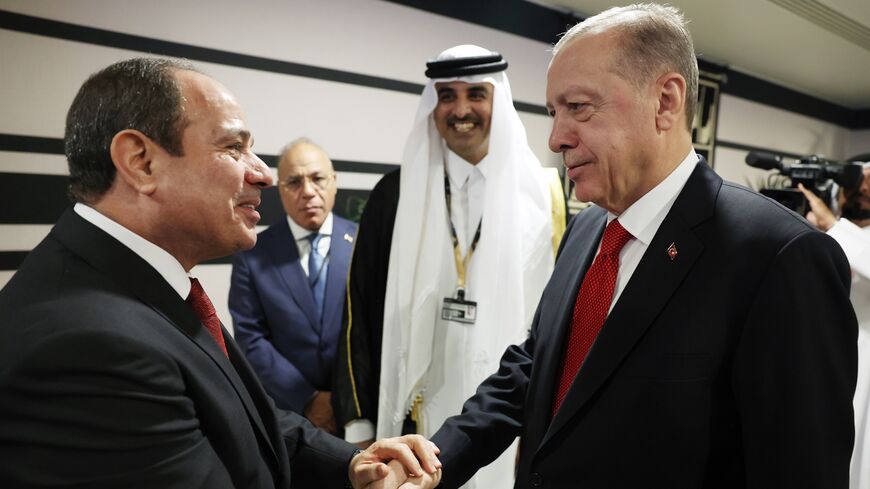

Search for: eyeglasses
xmin=279 ymin=173 xmax=335 ymax=192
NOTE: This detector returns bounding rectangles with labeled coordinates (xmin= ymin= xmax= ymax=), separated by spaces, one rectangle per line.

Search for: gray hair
xmin=553 ymin=3 xmax=698 ymax=131
xmin=279 ymin=137 xmax=324 ymax=158
xmin=277 ymin=138 xmax=333 ymax=178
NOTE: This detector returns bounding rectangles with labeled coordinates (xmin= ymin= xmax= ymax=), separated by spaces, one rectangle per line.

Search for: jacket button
xmin=530 ymin=472 xmax=543 ymax=487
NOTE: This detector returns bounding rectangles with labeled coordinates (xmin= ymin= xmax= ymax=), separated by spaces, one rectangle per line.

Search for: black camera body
xmin=745 ymin=151 xmax=864 ymax=216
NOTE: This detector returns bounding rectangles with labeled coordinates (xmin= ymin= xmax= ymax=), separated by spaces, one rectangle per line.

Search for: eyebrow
xmin=216 ymin=127 xmax=251 ymax=144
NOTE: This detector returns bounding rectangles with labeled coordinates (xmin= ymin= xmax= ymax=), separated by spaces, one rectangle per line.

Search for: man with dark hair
xmin=0 ymin=57 xmax=440 ymax=489
xmin=425 ymin=4 xmax=856 ymax=488
xmin=65 ymin=57 xmax=191 ymax=202
xmin=333 ymin=44 xmax=564 ymax=489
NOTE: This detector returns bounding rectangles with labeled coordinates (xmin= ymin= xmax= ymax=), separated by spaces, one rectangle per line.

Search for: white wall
xmin=0 ymin=0 xmax=863 ymax=329
xmin=0 ymin=0 xmax=557 ymax=329
xmin=714 ymin=93 xmax=854 ymax=188
xmin=847 ymin=129 xmax=870 ymax=159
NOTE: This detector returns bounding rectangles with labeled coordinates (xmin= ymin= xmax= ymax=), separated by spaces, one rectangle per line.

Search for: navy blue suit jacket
xmin=230 ymin=215 xmax=356 ymax=413
xmin=431 ymin=161 xmax=858 ymax=488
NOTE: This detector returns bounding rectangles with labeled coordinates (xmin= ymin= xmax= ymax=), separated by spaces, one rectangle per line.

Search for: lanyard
xmin=444 ymin=170 xmax=482 ymax=290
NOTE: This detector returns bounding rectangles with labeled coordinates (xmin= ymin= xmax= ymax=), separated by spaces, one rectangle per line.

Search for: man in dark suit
xmin=230 ymin=138 xmax=356 ymax=434
xmin=0 ymin=57 xmax=440 ymax=489
xmin=424 ymin=4 xmax=857 ymax=489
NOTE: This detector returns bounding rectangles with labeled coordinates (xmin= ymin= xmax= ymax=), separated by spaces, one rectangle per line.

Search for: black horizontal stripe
xmin=0 ymin=133 xmax=399 ymax=175
xmin=386 ymin=0 xmax=580 ymax=45
xmin=0 ymin=133 xmax=64 ymax=154
xmin=716 ymin=140 xmax=806 ymax=161
xmin=0 ymin=173 xmax=72 ymax=224
xmin=0 ymin=171 xmax=372 ymax=227
xmin=258 ymin=152 xmax=398 ymax=174
xmin=0 ymin=251 xmax=29 ymax=270
xmin=515 ymin=101 xmax=548 ymax=117
xmin=0 ymin=9 xmax=548 ymax=116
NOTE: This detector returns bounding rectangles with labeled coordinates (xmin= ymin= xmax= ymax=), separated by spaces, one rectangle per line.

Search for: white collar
xmin=611 ymin=149 xmax=699 ymax=244
xmin=446 ymin=148 xmax=488 ymax=189
xmin=74 ymin=203 xmax=191 ymax=299
xmin=287 ymin=212 xmax=334 ymax=241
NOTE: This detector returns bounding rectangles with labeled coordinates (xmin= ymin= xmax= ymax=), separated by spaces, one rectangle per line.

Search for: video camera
xmin=745 ymin=151 xmax=864 ymax=215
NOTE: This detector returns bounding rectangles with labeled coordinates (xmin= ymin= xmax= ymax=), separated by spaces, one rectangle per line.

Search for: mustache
xmin=446 ymin=115 xmax=482 ymax=125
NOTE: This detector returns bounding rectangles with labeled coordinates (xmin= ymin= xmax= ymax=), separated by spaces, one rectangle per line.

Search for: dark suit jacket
xmin=230 ymin=215 xmax=357 ymax=413
xmin=0 ymin=209 xmax=356 ymax=489
xmin=431 ymin=161 xmax=858 ymax=488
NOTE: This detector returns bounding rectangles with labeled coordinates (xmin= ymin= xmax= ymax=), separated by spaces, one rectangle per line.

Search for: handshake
xmin=348 ymin=434 xmax=442 ymax=489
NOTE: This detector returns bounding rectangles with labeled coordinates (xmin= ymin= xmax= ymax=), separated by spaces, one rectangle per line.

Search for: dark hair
xmin=64 ymin=57 xmax=196 ymax=203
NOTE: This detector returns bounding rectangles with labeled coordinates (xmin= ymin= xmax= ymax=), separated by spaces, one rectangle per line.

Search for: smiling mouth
xmin=453 ymin=121 xmax=475 ymax=133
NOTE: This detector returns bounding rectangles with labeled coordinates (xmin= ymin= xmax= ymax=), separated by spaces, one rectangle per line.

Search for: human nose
xmin=548 ymin=112 xmax=576 ymax=154
xmin=245 ymin=153 xmax=274 ymax=188
xmin=453 ymin=98 xmax=472 ymax=119
xmin=299 ymin=176 xmax=318 ymax=196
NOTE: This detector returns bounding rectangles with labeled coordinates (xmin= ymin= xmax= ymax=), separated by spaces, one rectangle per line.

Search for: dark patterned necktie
xmin=186 ymin=277 xmax=228 ymax=357
xmin=552 ymin=219 xmax=633 ymax=416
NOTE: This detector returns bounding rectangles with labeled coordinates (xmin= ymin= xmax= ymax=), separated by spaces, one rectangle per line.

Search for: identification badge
xmin=441 ymin=289 xmax=477 ymax=324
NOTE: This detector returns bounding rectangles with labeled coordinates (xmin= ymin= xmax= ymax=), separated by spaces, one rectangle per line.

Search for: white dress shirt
xmin=605 ymin=149 xmax=699 ymax=311
xmin=74 ymin=203 xmax=191 ymax=299
xmin=287 ymin=213 xmax=333 ymax=277
xmin=446 ymin=150 xmax=488 ymax=256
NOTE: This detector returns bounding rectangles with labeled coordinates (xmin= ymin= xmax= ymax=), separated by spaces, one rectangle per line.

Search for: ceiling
xmin=532 ymin=0 xmax=870 ymax=110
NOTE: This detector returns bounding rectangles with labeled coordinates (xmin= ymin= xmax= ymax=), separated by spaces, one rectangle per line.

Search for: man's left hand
xmin=798 ymin=183 xmax=837 ymax=231
xmin=348 ymin=435 xmax=441 ymax=489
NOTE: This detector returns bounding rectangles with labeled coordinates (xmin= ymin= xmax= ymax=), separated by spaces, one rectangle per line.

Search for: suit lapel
xmin=322 ymin=217 xmax=353 ymax=330
xmin=539 ymin=161 xmax=720 ymax=449
xmin=524 ymin=209 xmax=607 ymax=446
xmin=263 ymin=220 xmax=321 ymax=332
xmin=52 ymin=209 xmax=281 ymax=468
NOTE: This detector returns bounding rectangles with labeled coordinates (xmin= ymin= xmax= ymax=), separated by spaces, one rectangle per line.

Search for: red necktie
xmin=552 ymin=219 xmax=632 ymax=416
xmin=186 ymin=278 xmax=228 ymax=357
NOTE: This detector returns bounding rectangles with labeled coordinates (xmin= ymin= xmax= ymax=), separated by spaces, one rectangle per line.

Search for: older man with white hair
xmin=428 ymin=4 xmax=855 ymax=488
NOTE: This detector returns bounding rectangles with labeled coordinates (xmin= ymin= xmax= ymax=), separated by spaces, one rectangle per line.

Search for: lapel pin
xmin=344 ymin=233 xmax=354 ymax=243
xmin=667 ymin=242 xmax=678 ymax=261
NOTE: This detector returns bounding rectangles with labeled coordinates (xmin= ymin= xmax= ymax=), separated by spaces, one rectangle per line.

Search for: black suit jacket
xmin=0 ymin=209 xmax=356 ymax=488
xmin=431 ymin=161 xmax=858 ymax=488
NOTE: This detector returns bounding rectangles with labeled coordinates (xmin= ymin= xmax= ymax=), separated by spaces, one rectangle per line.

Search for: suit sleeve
xmin=733 ymin=230 xmax=857 ymax=488
xmin=270 ymin=400 xmax=357 ymax=488
xmin=0 ymin=329 xmax=236 ymax=488
xmin=429 ymin=213 xmax=581 ymax=488
xmin=430 ymin=321 xmax=535 ymax=488
xmin=333 ymin=171 xmax=398 ymax=431
xmin=229 ymin=252 xmax=316 ymax=413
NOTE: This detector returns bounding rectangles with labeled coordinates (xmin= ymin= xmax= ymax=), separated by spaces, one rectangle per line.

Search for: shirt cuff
xmin=344 ymin=419 xmax=375 ymax=443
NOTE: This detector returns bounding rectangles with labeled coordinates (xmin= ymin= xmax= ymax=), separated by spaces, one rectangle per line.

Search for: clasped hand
xmin=348 ymin=434 xmax=442 ymax=489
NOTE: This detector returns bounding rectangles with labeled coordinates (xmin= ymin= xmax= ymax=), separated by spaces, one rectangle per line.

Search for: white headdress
xmin=377 ymin=45 xmax=554 ymax=438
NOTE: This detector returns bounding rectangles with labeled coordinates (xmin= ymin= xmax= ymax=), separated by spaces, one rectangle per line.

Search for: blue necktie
xmin=307 ymin=233 xmax=327 ymax=321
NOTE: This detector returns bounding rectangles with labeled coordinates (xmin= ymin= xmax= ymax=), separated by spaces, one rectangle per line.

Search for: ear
xmin=109 ymin=129 xmax=159 ymax=195
xmin=654 ymin=72 xmax=687 ymax=133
